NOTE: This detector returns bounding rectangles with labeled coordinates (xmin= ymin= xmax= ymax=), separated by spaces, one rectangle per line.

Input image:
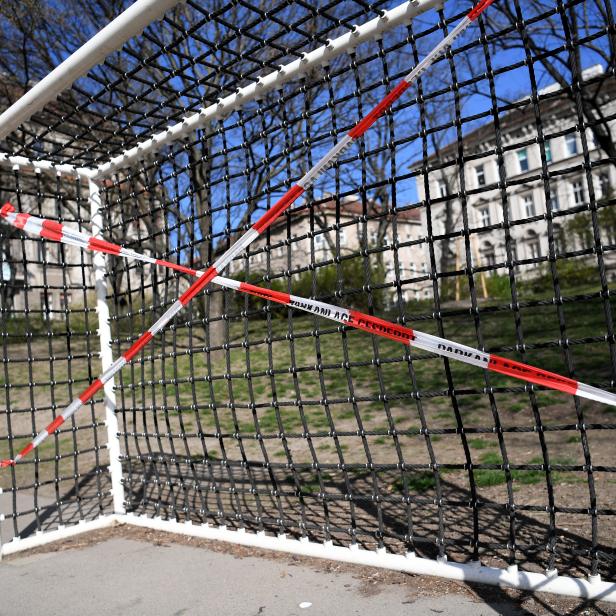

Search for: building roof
xmin=212 ymin=194 xmax=421 ymax=258
xmin=411 ymin=65 xmax=615 ymax=166
xmin=265 ymin=194 xmax=421 ymax=235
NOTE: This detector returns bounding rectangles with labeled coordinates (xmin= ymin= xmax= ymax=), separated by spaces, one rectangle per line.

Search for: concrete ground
xmin=0 ymin=490 xmax=57 ymax=545
xmin=0 ymin=526 xmax=612 ymax=616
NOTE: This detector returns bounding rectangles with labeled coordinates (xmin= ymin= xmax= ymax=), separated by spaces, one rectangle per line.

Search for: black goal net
xmin=0 ymin=0 xmax=615 ymax=583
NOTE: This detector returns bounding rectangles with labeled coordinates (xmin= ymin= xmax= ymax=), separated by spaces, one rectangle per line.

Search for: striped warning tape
xmin=0 ymin=0 xmax=502 ymax=466
xmin=3 ymin=200 xmax=615 ymax=413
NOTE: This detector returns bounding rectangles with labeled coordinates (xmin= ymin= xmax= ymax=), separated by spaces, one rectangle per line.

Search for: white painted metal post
xmin=0 ymin=153 xmax=96 ymax=178
xmin=95 ymin=0 xmax=442 ymax=176
xmin=0 ymin=0 xmax=181 ymax=141
xmin=89 ymin=178 xmax=125 ymax=514
xmin=121 ymin=515 xmax=616 ymax=603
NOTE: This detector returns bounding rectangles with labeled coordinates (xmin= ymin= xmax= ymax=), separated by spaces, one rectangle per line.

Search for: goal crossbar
xmin=0 ymin=0 xmax=181 ymax=143
xmin=0 ymin=0 xmax=443 ymax=178
xmin=94 ymin=0 xmax=443 ymax=177
xmin=0 ymin=153 xmax=96 ymax=178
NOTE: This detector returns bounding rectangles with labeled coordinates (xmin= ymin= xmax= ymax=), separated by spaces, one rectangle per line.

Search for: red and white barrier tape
xmin=237 ymin=283 xmax=614 ymax=407
xmin=3 ymin=199 xmax=615 ymax=415
xmin=0 ymin=0 xmax=498 ymax=466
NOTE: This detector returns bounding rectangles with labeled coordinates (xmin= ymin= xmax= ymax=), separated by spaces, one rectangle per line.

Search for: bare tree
xmin=482 ymin=0 xmax=616 ymax=164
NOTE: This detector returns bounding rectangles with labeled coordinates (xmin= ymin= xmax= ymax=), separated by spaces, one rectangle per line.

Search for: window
xmin=528 ymin=234 xmax=541 ymax=260
xmin=314 ymin=234 xmax=325 ymax=249
xmin=517 ymin=148 xmax=529 ymax=173
xmin=565 ymin=133 xmax=578 ymax=156
xmin=422 ymin=262 xmax=427 ymax=274
xmin=599 ymin=173 xmax=610 ymax=199
xmin=369 ymin=230 xmax=377 ymax=245
xmin=481 ymin=242 xmax=496 ymax=269
xmin=507 ymin=201 xmax=515 ymax=221
xmin=553 ymin=225 xmax=564 ymax=254
xmin=437 ymin=179 xmax=447 ymax=198
xmin=548 ymin=189 xmax=559 ymax=211
xmin=478 ymin=206 xmax=491 ymax=227
xmin=32 ymin=140 xmax=48 ymax=155
xmin=572 ymin=180 xmax=586 ymax=206
xmin=591 ymin=131 xmax=598 ymax=149
xmin=291 ymin=235 xmax=298 ymax=251
xmin=475 ymin=164 xmax=486 ymax=187
xmin=522 ymin=195 xmax=536 ymax=218
xmin=339 ymin=229 xmax=346 ymax=246
xmin=40 ymin=292 xmax=54 ymax=320
xmin=510 ymin=239 xmax=518 ymax=265
xmin=544 ymin=140 xmax=552 ymax=163
xmin=1 ymin=248 xmax=11 ymax=283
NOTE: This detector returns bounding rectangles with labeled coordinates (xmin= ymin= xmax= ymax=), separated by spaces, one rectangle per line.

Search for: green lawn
xmin=2 ymin=291 xmax=615 ymax=490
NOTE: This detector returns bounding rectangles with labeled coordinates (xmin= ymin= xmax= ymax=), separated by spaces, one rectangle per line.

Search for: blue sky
xmin=199 ymin=0 xmax=610 ymax=247
xmin=27 ymin=0 xmax=609 ymax=256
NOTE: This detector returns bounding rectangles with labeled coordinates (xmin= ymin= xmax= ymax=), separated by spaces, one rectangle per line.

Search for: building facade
xmin=227 ymin=194 xmax=431 ymax=303
xmin=413 ymin=65 xmax=616 ymax=286
xmin=0 ymin=167 xmax=161 ymax=318
xmin=3 ymin=67 xmax=614 ymax=319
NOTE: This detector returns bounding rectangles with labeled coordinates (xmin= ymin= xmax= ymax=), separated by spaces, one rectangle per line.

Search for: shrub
xmin=486 ymin=274 xmax=511 ymax=300
xmin=294 ymin=259 xmax=388 ymax=313
xmin=227 ymin=269 xmax=287 ymax=318
xmin=519 ymin=259 xmax=597 ymax=296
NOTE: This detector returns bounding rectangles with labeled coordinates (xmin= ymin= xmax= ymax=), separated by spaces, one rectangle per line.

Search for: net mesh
xmin=0 ymin=167 xmax=112 ymax=540
xmin=1 ymin=0 xmax=616 ymax=582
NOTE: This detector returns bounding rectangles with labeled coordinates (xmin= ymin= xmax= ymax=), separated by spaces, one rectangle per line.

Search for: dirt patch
xmin=3 ymin=327 xmax=616 ymax=592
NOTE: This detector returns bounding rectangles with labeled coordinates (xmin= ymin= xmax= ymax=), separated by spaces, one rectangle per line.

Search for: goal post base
xmin=0 ymin=515 xmax=118 ymax=558
xmin=5 ymin=513 xmax=612 ymax=603
xmin=121 ymin=514 xmax=616 ymax=603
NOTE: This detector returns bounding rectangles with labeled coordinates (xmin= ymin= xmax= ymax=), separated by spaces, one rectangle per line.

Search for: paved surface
xmin=0 ymin=490 xmax=57 ymax=546
xmin=0 ymin=537 xmax=525 ymax=616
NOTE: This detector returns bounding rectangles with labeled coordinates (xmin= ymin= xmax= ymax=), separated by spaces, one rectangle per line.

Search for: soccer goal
xmin=1 ymin=0 xmax=615 ymax=602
